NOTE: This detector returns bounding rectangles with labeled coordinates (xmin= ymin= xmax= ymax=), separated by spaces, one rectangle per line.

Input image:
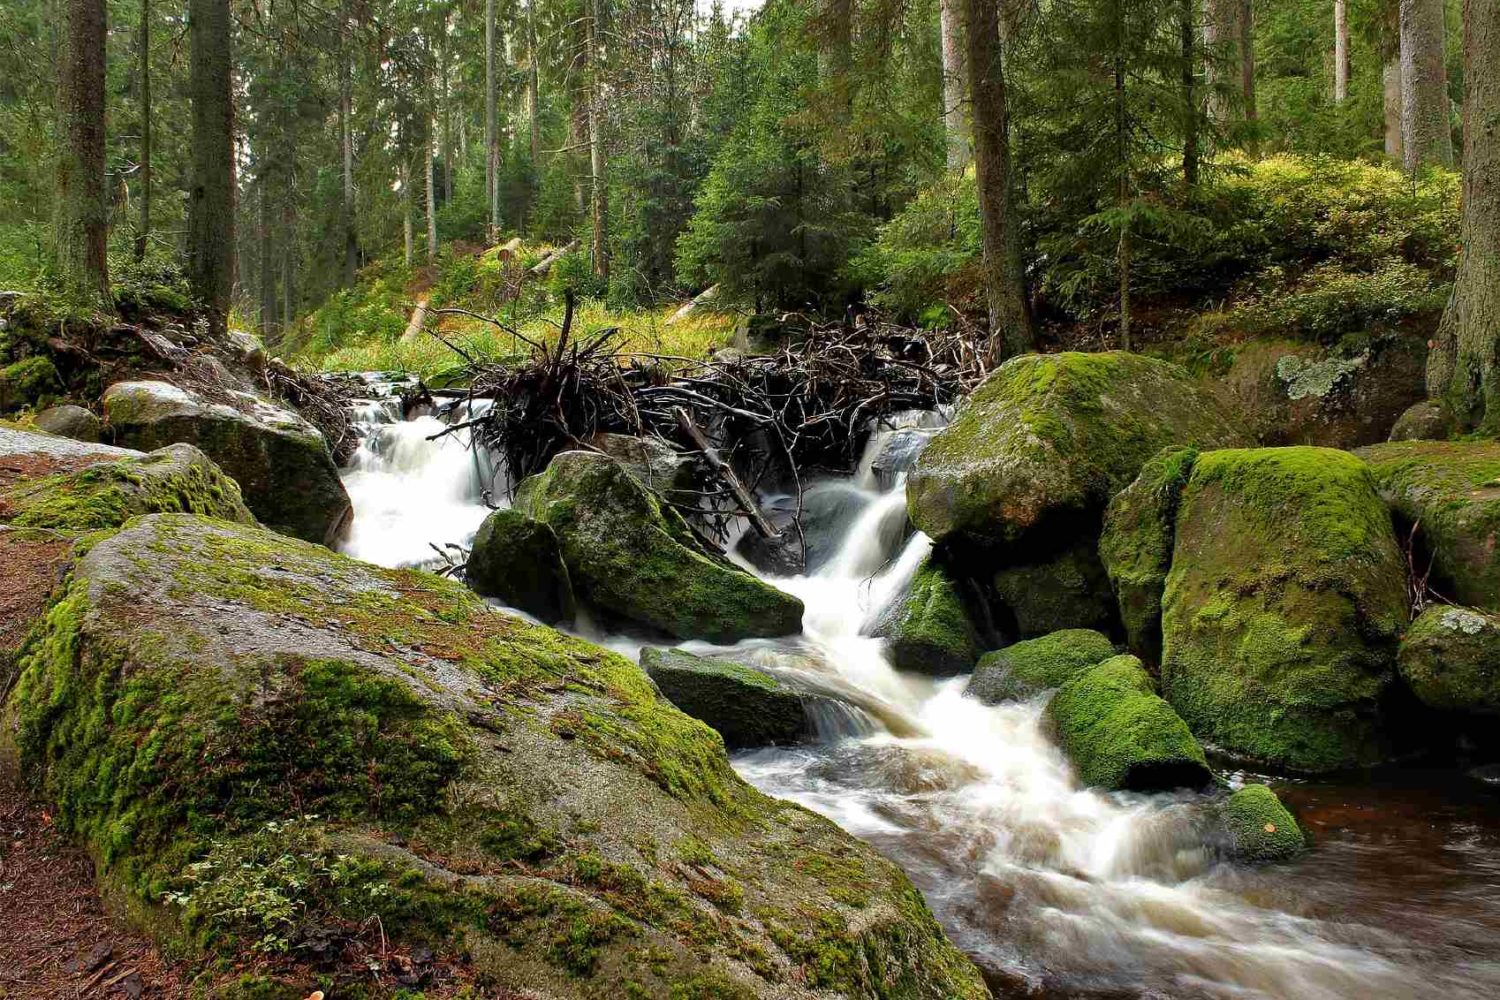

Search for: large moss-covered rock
xmin=0 ymin=355 xmax=62 ymax=412
xmin=989 ymin=539 xmax=1118 ymax=638
xmin=1098 ymin=446 xmax=1199 ymax=661
xmin=587 ymin=432 xmax=697 ymax=500
xmin=466 ymin=507 xmax=576 ymax=624
xmin=1161 ymin=447 xmax=1408 ymax=773
xmin=1398 ymin=605 xmax=1500 ymax=714
xmin=1221 ymin=785 xmax=1305 ymax=864
xmin=640 ymin=647 xmax=811 ymax=749
xmin=906 ymin=352 xmax=1242 ymax=548
xmin=868 ymin=557 xmax=981 ymax=675
xmin=103 ymin=379 xmax=352 ymax=545
xmin=1357 ymin=440 xmax=1500 ymax=611
xmin=7 ymin=514 xmax=986 ymax=999
xmin=966 ymin=629 xmax=1117 ymax=704
xmin=1044 ymin=654 xmax=1212 ymax=792
xmin=518 ymin=451 xmax=804 ymax=643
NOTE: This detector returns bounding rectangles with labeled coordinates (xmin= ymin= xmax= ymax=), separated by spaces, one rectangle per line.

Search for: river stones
xmin=7 ymin=513 xmax=987 ymax=999
xmin=1098 ymin=446 xmax=1199 ymax=662
xmin=1222 ymin=785 xmax=1305 ymax=864
xmin=989 ymin=538 xmax=1118 ymax=638
xmin=1356 ymin=440 xmax=1500 ymax=612
xmin=640 ymin=647 xmax=811 ymax=748
xmin=967 ymin=629 xmax=1118 ymax=704
xmin=0 ymin=355 xmax=62 ymax=412
xmin=466 ymin=507 xmax=576 ymax=624
xmin=32 ymin=404 xmax=102 ymax=442
xmin=517 ymin=450 xmax=804 ymax=642
xmin=587 ymin=431 xmax=696 ymax=500
xmin=868 ymin=556 xmax=981 ymax=676
xmin=1161 ymin=447 xmax=1407 ymax=773
xmin=906 ymin=351 xmax=1243 ymax=549
xmin=102 ymin=379 xmax=352 ymax=546
xmin=1398 ymin=605 xmax=1500 ymax=714
xmin=1044 ymin=654 xmax=1212 ymax=792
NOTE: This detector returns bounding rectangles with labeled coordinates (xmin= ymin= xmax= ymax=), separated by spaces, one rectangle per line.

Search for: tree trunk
xmin=485 ymin=0 xmax=500 ymax=239
xmin=135 ymin=0 xmax=151 ymax=262
xmin=1116 ymin=11 xmax=1131 ymax=351
xmin=1384 ymin=57 xmax=1405 ymax=159
xmin=55 ymin=0 xmax=109 ymax=305
xmin=1334 ymin=0 xmax=1350 ymax=103
xmin=258 ymin=176 xmax=274 ymax=339
xmin=527 ymin=0 xmax=541 ymax=168
xmin=963 ymin=0 xmax=1033 ymax=360
xmin=1203 ymin=0 xmax=1239 ymax=125
xmin=1400 ymin=0 xmax=1453 ymax=172
xmin=586 ymin=0 xmax=608 ymax=284
xmin=426 ymin=120 xmax=438 ymax=260
xmin=1238 ymin=0 xmax=1256 ymax=126
xmin=1181 ymin=0 xmax=1199 ymax=186
xmin=1427 ymin=0 xmax=1500 ymax=431
xmin=341 ymin=49 xmax=357 ymax=287
xmin=940 ymin=0 xmax=970 ymax=171
xmin=188 ymin=0 xmax=234 ymax=337
xmin=403 ymin=160 xmax=414 ymax=267
xmin=440 ymin=29 xmax=454 ymax=203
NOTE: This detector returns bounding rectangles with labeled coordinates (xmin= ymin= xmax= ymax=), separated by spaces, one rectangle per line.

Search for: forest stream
xmin=339 ymin=383 xmax=1500 ymax=1000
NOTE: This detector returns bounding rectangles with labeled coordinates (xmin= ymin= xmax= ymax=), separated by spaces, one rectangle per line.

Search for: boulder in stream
xmin=868 ymin=556 xmax=981 ymax=676
xmin=5 ymin=513 xmax=987 ymax=999
xmin=1398 ymin=605 xmax=1500 ymax=715
xmin=989 ymin=538 xmax=1119 ymax=638
xmin=32 ymin=404 xmax=102 ymax=442
xmin=466 ymin=507 xmax=577 ymax=624
xmin=966 ymin=629 xmax=1118 ymax=704
xmin=640 ymin=646 xmax=812 ymax=748
xmin=1222 ymin=785 xmax=1305 ymax=864
xmin=1356 ymin=440 xmax=1500 ymax=612
xmin=518 ymin=451 xmax=804 ymax=642
xmin=1044 ymin=654 xmax=1212 ymax=792
xmin=1161 ymin=447 xmax=1407 ymax=773
xmin=102 ymin=379 xmax=352 ymax=546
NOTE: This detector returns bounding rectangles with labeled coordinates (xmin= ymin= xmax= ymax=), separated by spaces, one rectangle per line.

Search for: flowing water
xmin=338 ymin=384 xmax=1500 ymax=999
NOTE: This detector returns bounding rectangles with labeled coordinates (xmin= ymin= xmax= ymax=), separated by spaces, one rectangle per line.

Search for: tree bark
xmin=1334 ymin=0 xmax=1350 ymax=103
xmin=135 ymin=0 xmax=151 ymax=262
xmin=1400 ymin=0 xmax=1453 ymax=172
xmin=1203 ymin=0 xmax=1239 ymax=125
xmin=340 ymin=46 xmax=357 ymax=287
xmin=55 ymin=0 xmax=109 ymax=305
xmin=403 ymin=160 xmax=414 ymax=267
xmin=1427 ymin=0 xmax=1500 ymax=430
xmin=964 ymin=0 xmax=1033 ymax=360
xmin=1181 ymin=0 xmax=1199 ymax=186
xmin=258 ymin=176 xmax=273 ymax=339
xmin=188 ymin=0 xmax=234 ymax=336
xmin=426 ymin=118 xmax=438 ymax=260
xmin=1116 ymin=8 xmax=1132 ymax=351
xmin=940 ymin=0 xmax=970 ymax=171
xmin=527 ymin=0 xmax=541 ymax=168
xmin=485 ymin=0 xmax=500 ymax=239
xmin=586 ymin=0 xmax=608 ymax=283
xmin=1384 ymin=57 xmax=1405 ymax=159
xmin=1238 ymin=0 xmax=1256 ymax=126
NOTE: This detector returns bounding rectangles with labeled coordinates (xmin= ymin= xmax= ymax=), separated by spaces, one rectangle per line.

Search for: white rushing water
xmin=336 ymin=390 xmax=1498 ymax=1000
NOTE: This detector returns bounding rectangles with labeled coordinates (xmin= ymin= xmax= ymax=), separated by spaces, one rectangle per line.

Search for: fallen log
xmin=529 ymin=240 xmax=580 ymax=277
xmin=673 ymin=406 xmax=780 ymax=540
xmin=665 ymin=284 xmax=720 ymax=326
xmin=399 ymin=296 xmax=430 ymax=343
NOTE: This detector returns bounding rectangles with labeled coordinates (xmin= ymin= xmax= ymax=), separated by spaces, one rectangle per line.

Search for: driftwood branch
xmin=673 ymin=407 xmax=780 ymax=540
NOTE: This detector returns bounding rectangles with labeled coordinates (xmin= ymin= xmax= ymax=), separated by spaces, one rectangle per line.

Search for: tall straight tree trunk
xmin=135 ymin=0 xmax=151 ymax=262
xmin=1181 ymin=0 xmax=1199 ymax=186
xmin=1427 ymin=0 xmax=1500 ymax=430
xmin=426 ymin=121 xmax=438 ymax=260
xmin=1203 ymin=0 xmax=1239 ymax=125
xmin=963 ymin=0 xmax=1033 ymax=360
xmin=1238 ymin=0 xmax=1256 ymax=127
xmin=940 ymin=0 xmax=970 ymax=171
xmin=258 ymin=175 xmax=273 ymax=339
xmin=1400 ymin=0 xmax=1453 ymax=172
xmin=340 ymin=53 xmax=357 ymax=286
xmin=527 ymin=0 xmax=541 ymax=168
xmin=1334 ymin=0 xmax=1350 ymax=103
xmin=403 ymin=160 xmax=414 ymax=267
xmin=439 ymin=29 xmax=454 ymax=202
xmin=56 ymin=0 xmax=109 ymax=305
xmin=1115 ymin=9 xmax=1131 ymax=351
xmin=1384 ymin=57 xmax=1405 ymax=158
xmin=586 ymin=0 xmax=608 ymax=283
xmin=188 ymin=0 xmax=234 ymax=336
xmin=485 ymin=0 xmax=500 ymax=239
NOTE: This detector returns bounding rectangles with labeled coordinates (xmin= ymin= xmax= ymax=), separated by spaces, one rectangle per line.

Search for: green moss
xmin=1397 ymin=605 xmax=1500 ymax=713
xmin=1222 ymin=784 xmax=1305 ymax=863
xmin=989 ymin=538 xmax=1118 ymax=638
xmin=466 ymin=508 xmax=576 ymax=623
xmin=1357 ymin=440 xmax=1500 ymax=612
xmin=869 ymin=557 xmax=980 ymax=675
xmin=1160 ymin=447 xmax=1407 ymax=772
xmin=1044 ymin=654 xmax=1211 ymax=792
xmin=639 ymin=647 xmax=807 ymax=750
xmin=906 ymin=351 xmax=1243 ymax=547
xmin=966 ymin=628 xmax=1117 ymax=704
xmin=518 ymin=452 xmax=803 ymax=642
xmin=0 ymin=355 xmax=62 ymax=411
xmin=1098 ymin=446 xmax=1199 ymax=661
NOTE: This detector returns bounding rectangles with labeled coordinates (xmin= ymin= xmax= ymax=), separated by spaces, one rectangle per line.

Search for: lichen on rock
xmin=1398 ymin=605 xmax=1500 ymax=714
xmin=966 ymin=628 xmax=1117 ymax=704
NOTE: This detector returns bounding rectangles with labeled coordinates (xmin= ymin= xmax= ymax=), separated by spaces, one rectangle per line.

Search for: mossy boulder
xmin=1356 ymin=440 xmax=1500 ymax=611
xmin=517 ymin=451 xmax=804 ymax=643
xmin=587 ymin=432 xmax=697 ymax=500
xmin=102 ymin=379 xmax=352 ymax=546
xmin=0 ymin=355 xmax=62 ymax=412
xmin=640 ymin=647 xmax=812 ymax=749
xmin=466 ymin=507 xmax=576 ymax=624
xmin=1160 ymin=447 xmax=1408 ymax=773
xmin=32 ymin=404 xmax=102 ymax=443
xmin=1389 ymin=400 xmax=1454 ymax=442
xmin=1044 ymin=654 xmax=1212 ymax=792
xmin=1221 ymin=785 xmax=1305 ymax=864
xmin=906 ymin=352 xmax=1243 ymax=549
xmin=1098 ymin=446 xmax=1199 ymax=661
xmin=1398 ymin=605 xmax=1500 ymax=714
xmin=868 ymin=557 xmax=981 ymax=676
xmin=7 ymin=514 xmax=987 ymax=999
xmin=989 ymin=539 xmax=1118 ymax=638
xmin=966 ymin=629 xmax=1117 ymax=704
